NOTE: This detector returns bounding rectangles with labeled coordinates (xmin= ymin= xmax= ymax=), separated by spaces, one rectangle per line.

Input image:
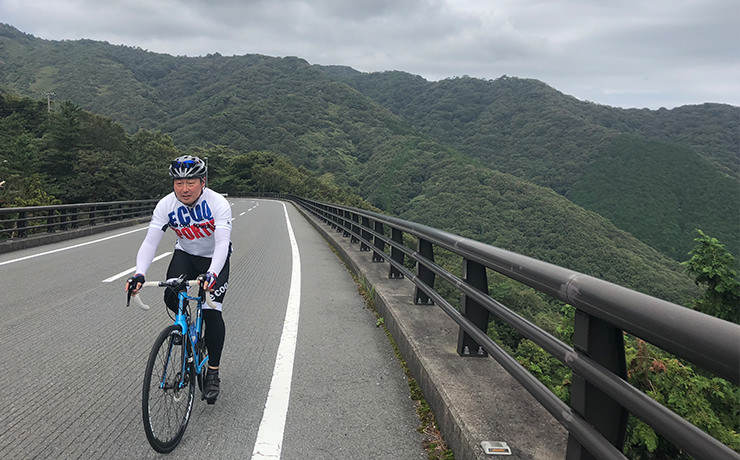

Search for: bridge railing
xmin=290 ymin=196 xmax=740 ymax=460
xmin=0 ymin=200 xmax=158 ymax=240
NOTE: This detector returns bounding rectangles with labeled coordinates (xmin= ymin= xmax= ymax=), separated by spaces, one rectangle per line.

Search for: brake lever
xmin=125 ymin=277 xmax=135 ymax=307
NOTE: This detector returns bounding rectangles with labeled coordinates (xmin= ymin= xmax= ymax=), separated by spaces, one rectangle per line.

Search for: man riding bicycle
xmin=126 ymin=155 xmax=232 ymax=403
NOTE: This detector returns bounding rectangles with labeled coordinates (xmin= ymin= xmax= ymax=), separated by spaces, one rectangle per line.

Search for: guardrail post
xmin=566 ymin=310 xmax=628 ymax=460
xmin=60 ymin=208 xmax=69 ymax=231
xmin=46 ymin=209 xmax=56 ymax=233
xmin=18 ymin=211 xmax=27 ymax=237
xmin=415 ymin=238 xmax=435 ymax=305
xmin=70 ymin=207 xmax=79 ymax=228
xmin=334 ymin=208 xmax=342 ymax=232
xmin=360 ymin=216 xmax=371 ymax=251
xmin=373 ymin=221 xmax=385 ymax=262
xmin=457 ymin=259 xmax=490 ymax=357
xmin=341 ymin=210 xmax=350 ymax=237
xmin=389 ymin=228 xmax=404 ymax=279
xmin=325 ymin=205 xmax=337 ymax=230
xmin=350 ymin=213 xmax=360 ymax=244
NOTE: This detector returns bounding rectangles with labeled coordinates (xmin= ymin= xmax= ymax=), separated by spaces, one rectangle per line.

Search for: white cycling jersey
xmin=135 ymin=188 xmax=232 ymax=277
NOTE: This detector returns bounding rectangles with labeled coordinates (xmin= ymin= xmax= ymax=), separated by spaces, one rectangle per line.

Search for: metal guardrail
xmin=0 ymin=200 xmax=158 ymax=240
xmin=290 ymin=196 xmax=740 ymax=460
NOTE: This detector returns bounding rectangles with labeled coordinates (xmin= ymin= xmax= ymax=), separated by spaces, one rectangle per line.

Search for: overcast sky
xmin=2 ymin=0 xmax=738 ymax=109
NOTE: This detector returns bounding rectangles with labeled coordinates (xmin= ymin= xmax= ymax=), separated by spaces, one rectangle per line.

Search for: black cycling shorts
xmin=164 ymin=248 xmax=230 ymax=310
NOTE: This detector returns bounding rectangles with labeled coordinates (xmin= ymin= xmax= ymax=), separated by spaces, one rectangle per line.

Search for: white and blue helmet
xmin=169 ymin=155 xmax=207 ymax=179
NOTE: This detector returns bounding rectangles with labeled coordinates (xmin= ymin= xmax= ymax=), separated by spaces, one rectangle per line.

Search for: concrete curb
xmin=294 ymin=203 xmax=567 ymax=460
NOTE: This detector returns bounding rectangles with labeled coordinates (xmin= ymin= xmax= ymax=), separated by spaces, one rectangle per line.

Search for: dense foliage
xmin=0 ymin=91 xmax=371 ymax=210
xmin=683 ymin=230 xmax=740 ymax=323
xmin=0 ymin=92 xmax=175 ymax=205
xmin=325 ymin=70 xmax=740 ymax=262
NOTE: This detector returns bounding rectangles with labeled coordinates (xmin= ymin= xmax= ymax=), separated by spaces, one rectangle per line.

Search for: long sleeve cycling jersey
xmin=135 ymin=188 xmax=232 ymax=277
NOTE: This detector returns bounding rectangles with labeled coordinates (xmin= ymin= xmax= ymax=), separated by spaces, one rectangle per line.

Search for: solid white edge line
xmin=0 ymin=227 xmax=148 ymax=267
xmin=101 ymin=252 xmax=172 ymax=283
xmin=251 ymin=201 xmax=301 ymax=460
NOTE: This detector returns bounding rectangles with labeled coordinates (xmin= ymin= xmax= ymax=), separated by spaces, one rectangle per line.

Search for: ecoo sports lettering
xmin=167 ymin=200 xmax=216 ymax=240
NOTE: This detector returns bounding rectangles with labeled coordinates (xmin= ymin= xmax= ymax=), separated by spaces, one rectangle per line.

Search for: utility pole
xmin=43 ymin=91 xmax=55 ymax=115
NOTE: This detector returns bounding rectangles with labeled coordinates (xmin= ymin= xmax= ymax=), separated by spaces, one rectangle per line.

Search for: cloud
xmin=1 ymin=0 xmax=738 ymax=108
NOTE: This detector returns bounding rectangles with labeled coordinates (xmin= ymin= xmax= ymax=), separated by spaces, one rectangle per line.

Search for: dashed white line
xmin=0 ymin=227 xmax=147 ymax=267
xmin=101 ymin=252 xmax=172 ymax=282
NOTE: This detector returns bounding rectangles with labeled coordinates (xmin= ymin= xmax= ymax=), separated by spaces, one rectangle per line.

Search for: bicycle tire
xmin=142 ymin=325 xmax=195 ymax=453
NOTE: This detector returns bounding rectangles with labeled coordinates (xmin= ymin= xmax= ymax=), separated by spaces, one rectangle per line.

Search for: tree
xmin=682 ymin=230 xmax=740 ymax=323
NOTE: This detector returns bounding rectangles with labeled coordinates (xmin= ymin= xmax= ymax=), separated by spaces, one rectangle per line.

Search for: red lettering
xmin=174 ymin=228 xmax=184 ymax=238
xmin=190 ymin=225 xmax=204 ymax=238
xmin=181 ymin=227 xmax=195 ymax=240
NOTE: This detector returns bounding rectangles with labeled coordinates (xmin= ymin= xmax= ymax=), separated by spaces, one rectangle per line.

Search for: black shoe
xmin=203 ymin=369 xmax=220 ymax=403
xmin=172 ymin=333 xmax=182 ymax=346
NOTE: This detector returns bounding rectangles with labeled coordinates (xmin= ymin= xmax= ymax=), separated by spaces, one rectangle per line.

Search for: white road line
xmin=251 ymin=201 xmax=301 ymax=460
xmin=101 ymin=252 xmax=172 ymax=283
xmin=0 ymin=227 xmax=147 ymax=267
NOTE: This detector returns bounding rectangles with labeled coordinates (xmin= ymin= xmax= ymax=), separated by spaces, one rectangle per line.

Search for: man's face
xmin=173 ymin=178 xmax=204 ymax=206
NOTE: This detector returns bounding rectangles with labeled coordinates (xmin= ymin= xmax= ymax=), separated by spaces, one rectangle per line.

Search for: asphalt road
xmin=0 ymin=198 xmax=426 ymax=460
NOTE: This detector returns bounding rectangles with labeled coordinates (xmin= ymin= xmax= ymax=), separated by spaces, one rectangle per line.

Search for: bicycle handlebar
xmin=130 ymin=279 xmax=217 ymax=311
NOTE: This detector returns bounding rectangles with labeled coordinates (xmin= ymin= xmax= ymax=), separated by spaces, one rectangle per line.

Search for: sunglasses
xmin=171 ymin=160 xmax=196 ymax=169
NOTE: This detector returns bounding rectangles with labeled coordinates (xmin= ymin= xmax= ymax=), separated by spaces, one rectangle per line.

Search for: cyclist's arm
xmin=207 ymin=226 xmax=230 ymax=276
xmin=206 ymin=194 xmax=232 ymax=277
xmin=135 ymin=224 xmax=166 ymax=276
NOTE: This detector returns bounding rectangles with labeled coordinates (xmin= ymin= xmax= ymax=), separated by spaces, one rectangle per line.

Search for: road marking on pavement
xmin=0 ymin=227 xmax=147 ymax=267
xmin=251 ymin=201 xmax=301 ymax=460
xmin=101 ymin=252 xmax=172 ymax=282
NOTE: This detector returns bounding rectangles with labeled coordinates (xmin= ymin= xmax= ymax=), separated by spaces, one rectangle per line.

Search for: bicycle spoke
xmin=142 ymin=326 xmax=194 ymax=453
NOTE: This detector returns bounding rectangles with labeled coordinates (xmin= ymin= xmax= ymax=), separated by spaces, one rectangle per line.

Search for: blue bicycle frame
xmin=162 ymin=284 xmax=209 ymax=390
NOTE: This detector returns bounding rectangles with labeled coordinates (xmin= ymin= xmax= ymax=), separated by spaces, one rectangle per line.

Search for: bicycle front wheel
xmin=142 ymin=325 xmax=194 ymax=453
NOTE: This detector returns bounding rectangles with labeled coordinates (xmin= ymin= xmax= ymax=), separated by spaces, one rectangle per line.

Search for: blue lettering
xmin=168 ymin=211 xmax=178 ymax=227
xmin=189 ymin=204 xmax=204 ymax=222
xmin=177 ymin=206 xmax=191 ymax=226
xmin=202 ymin=200 xmax=213 ymax=220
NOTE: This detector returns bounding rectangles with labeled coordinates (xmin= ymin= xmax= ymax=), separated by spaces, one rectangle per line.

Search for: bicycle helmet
xmin=169 ymin=155 xmax=207 ymax=179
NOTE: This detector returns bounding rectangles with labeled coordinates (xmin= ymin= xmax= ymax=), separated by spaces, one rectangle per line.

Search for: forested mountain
xmin=321 ymin=69 xmax=740 ymax=261
xmin=0 ymin=23 xmax=735 ymax=295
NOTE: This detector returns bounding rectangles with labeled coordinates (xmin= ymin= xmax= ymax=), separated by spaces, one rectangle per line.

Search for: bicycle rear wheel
xmin=142 ymin=325 xmax=194 ymax=453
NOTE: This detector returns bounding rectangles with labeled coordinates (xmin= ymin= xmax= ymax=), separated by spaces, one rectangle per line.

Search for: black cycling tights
xmin=202 ymin=309 xmax=225 ymax=368
xmin=164 ymin=249 xmax=228 ymax=368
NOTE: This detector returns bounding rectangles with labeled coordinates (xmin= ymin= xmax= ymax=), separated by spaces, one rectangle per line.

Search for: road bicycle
xmin=126 ymin=274 xmax=215 ymax=453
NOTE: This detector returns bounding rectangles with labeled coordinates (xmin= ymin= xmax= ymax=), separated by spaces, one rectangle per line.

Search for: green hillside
xmin=322 ymin=69 xmax=740 ymax=261
xmin=0 ymin=23 xmax=727 ymax=300
xmin=569 ymin=135 xmax=739 ymax=260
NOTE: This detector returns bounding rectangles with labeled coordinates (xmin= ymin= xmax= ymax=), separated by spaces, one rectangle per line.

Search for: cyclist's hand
xmin=125 ymin=273 xmax=145 ymax=295
xmin=199 ymin=272 xmax=217 ymax=291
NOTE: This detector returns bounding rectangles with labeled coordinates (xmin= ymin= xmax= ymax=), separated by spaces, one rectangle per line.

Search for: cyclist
xmin=126 ymin=155 xmax=232 ymax=403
